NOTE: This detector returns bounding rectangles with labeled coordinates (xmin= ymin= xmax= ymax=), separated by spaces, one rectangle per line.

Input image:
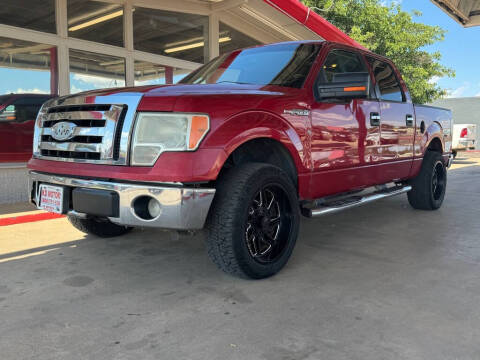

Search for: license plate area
xmin=37 ymin=183 xmax=69 ymax=214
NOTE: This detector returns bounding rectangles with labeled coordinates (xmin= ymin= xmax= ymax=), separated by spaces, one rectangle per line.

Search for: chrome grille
xmin=39 ymin=105 xmax=123 ymax=161
xmin=33 ymin=93 xmax=144 ymax=165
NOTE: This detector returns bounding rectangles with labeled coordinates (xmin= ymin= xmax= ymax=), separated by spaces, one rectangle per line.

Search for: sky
xmin=1 ymin=0 xmax=479 ymax=98
xmin=399 ymin=0 xmax=480 ymax=98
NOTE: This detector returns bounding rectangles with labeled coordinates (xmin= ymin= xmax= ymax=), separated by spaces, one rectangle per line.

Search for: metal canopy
xmin=431 ymin=0 xmax=480 ymax=27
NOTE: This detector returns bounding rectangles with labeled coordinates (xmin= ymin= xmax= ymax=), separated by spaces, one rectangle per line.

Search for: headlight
xmin=33 ymin=104 xmax=49 ymax=158
xmin=131 ymin=112 xmax=210 ymax=166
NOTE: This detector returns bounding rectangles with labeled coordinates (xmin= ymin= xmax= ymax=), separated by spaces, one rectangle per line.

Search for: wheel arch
xmin=424 ymin=121 xmax=445 ymax=154
xmin=426 ymin=136 xmax=443 ymax=153
xmin=220 ymin=136 xmax=299 ymax=190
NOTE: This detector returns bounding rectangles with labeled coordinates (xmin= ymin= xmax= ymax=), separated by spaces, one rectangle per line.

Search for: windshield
xmin=180 ymin=43 xmax=321 ymax=88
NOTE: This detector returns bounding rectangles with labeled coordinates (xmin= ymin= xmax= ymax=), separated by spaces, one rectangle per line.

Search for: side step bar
xmin=301 ymin=185 xmax=412 ymax=218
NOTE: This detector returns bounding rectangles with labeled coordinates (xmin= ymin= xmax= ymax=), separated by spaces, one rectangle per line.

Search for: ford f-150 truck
xmin=28 ymin=41 xmax=453 ymax=279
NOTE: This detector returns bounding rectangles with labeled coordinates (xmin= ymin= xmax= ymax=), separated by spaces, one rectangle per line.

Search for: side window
xmin=367 ymin=58 xmax=404 ymax=102
xmin=12 ymin=97 xmax=46 ymax=122
xmin=319 ymin=50 xmax=368 ymax=84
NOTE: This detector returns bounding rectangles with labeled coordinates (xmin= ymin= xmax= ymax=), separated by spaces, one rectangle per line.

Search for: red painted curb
xmin=0 ymin=212 xmax=65 ymax=227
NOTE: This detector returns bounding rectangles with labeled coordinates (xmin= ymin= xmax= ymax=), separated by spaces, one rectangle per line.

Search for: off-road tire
xmin=206 ymin=163 xmax=300 ymax=279
xmin=68 ymin=215 xmax=132 ymax=238
xmin=407 ymin=151 xmax=447 ymax=210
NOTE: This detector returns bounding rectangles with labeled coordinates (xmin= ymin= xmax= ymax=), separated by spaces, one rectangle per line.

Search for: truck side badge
xmin=283 ymin=109 xmax=310 ymax=116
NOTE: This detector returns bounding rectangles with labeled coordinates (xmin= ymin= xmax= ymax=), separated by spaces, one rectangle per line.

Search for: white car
xmin=452 ymin=124 xmax=476 ymax=157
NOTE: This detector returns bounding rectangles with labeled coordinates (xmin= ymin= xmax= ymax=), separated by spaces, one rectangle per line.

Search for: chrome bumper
xmin=454 ymin=139 xmax=475 ymax=151
xmin=29 ymin=171 xmax=215 ymax=230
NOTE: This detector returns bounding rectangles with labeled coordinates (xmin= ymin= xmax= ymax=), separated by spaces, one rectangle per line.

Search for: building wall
xmin=0 ymin=165 xmax=29 ymax=204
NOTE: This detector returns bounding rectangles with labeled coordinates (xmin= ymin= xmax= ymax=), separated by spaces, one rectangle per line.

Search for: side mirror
xmin=0 ymin=105 xmax=32 ymax=123
xmin=0 ymin=105 xmax=17 ymax=123
xmin=317 ymin=72 xmax=370 ymax=100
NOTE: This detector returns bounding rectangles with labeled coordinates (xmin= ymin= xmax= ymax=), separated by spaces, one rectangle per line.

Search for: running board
xmin=301 ymin=185 xmax=412 ymax=218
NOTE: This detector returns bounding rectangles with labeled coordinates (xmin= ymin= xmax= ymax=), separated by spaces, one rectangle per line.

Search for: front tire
xmin=206 ymin=163 xmax=300 ymax=279
xmin=68 ymin=215 xmax=132 ymax=238
xmin=407 ymin=151 xmax=447 ymax=210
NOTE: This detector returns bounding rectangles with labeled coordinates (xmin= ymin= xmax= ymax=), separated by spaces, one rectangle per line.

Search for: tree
xmin=302 ymin=0 xmax=454 ymax=104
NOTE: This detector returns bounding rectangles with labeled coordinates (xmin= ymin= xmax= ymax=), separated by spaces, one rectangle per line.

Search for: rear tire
xmin=407 ymin=151 xmax=447 ymax=210
xmin=68 ymin=215 xmax=132 ymax=238
xmin=206 ymin=163 xmax=300 ymax=279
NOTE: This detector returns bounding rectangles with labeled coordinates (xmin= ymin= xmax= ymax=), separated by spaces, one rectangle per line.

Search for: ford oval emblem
xmin=51 ymin=121 xmax=76 ymax=141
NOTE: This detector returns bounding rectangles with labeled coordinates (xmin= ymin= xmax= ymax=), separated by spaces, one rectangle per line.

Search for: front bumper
xmin=29 ymin=171 xmax=216 ymax=230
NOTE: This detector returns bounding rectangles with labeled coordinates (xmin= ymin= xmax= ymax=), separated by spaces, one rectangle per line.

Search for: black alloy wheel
xmin=245 ymin=186 xmax=292 ymax=264
xmin=431 ymin=161 xmax=446 ymax=201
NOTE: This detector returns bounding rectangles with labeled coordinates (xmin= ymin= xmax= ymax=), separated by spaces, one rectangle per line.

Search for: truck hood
xmin=71 ymin=83 xmax=289 ymax=97
xmin=53 ymin=83 xmax=299 ymax=114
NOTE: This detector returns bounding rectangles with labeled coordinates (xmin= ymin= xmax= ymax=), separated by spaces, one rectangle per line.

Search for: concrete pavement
xmin=0 ymin=155 xmax=479 ymax=360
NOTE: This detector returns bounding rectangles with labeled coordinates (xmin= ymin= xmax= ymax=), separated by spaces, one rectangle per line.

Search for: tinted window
xmin=219 ymin=22 xmax=262 ymax=55
xmin=319 ymin=50 xmax=367 ymax=83
xmin=180 ymin=43 xmax=321 ymax=88
xmin=11 ymin=96 xmax=50 ymax=121
xmin=0 ymin=95 xmax=12 ymax=105
xmin=133 ymin=7 xmax=208 ymax=63
xmin=68 ymin=0 xmax=124 ymax=47
xmin=69 ymin=49 xmax=125 ymax=93
xmin=0 ymin=0 xmax=56 ymax=33
xmin=12 ymin=96 xmax=51 ymax=106
xmin=367 ymin=58 xmax=404 ymax=102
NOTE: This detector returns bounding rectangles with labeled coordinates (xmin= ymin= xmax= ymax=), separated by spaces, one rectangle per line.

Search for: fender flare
xmin=204 ymin=110 xmax=309 ymax=174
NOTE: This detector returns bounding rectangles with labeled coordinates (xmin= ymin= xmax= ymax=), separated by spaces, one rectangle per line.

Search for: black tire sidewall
xmin=68 ymin=215 xmax=132 ymax=238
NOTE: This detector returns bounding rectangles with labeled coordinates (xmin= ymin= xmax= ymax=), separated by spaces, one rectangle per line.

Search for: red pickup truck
xmin=28 ymin=41 xmax=452 ymax=279
xmin=0 ymin=94 xmax=55 ymax=163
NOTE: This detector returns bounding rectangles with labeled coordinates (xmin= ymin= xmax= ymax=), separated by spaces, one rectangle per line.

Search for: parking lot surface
xmin=1 ymin=154 xmax=480 ymax=360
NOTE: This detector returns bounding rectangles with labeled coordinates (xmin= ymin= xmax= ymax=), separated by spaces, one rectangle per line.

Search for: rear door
xmin=366 ymin=57 xmax=415 ymax=180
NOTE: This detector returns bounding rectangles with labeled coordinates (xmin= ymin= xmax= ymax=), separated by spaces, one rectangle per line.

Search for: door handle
xmin=370 ymin=112 xmax=380 ymax=126
xmin=406 ymin=114 xmax=414 ymax=127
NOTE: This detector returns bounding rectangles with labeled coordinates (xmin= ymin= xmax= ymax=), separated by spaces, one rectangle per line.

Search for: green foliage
xmin=303 ymin=0 xmax=455 ymax=104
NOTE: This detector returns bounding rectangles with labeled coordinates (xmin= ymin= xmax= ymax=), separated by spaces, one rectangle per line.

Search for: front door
xmin=309 ymin=49 xmax=382 ymax=198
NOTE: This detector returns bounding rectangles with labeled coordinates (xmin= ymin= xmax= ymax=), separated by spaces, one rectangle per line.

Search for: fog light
xmin=148 ymin=198 xmax=161 ymax=218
